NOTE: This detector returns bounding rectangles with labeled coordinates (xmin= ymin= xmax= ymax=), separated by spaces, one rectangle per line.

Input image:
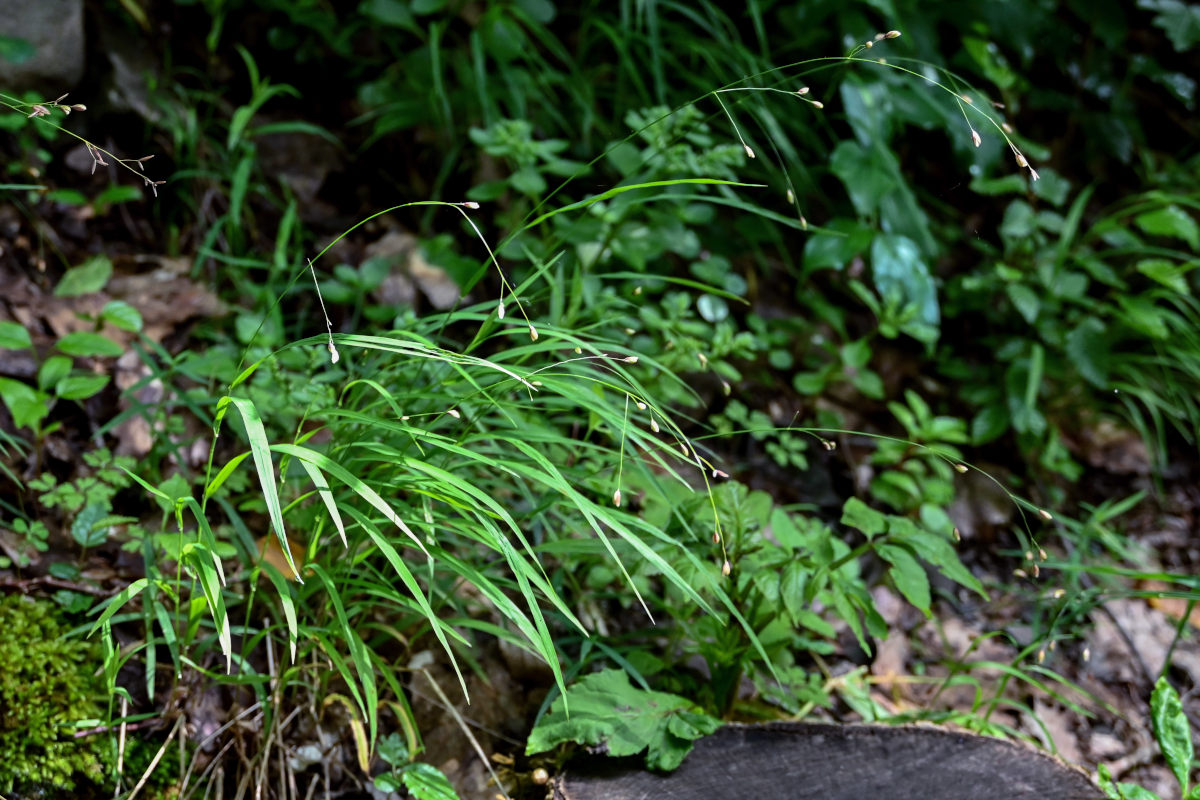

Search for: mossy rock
xmin=0 ymin=594 xmax=106 ymax=796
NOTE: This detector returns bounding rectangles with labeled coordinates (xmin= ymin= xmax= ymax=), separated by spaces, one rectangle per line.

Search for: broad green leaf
xmin=37 ymin=355 xmax=72 ymax=391
xmin=1137 ymin=259 xmax=1191 ymax=295
xmin=830 ymin=140 xmax=896 ymax=218
xmin=56 ymin=374 xmax=110 ymax=400
xmin=0 ymin=320 xmax=31 ymax=350
xmin=1065 ymin=316 xmax=1110 ymax=388
xmin=878 ymin=543 xmax=931 ymax=615
xmin=56 ymin=331 xmax=124 ymax=358
xmin=526 ymin=669 xmax=720 ymax=771
xmin=401 ymin=762 xmax=459 ymax=800
xmin=841 ymin=497 xmax=887 ymax=538
xmin=101 ymin=300 xmax=144 ymax=332
xmin=1152 ymin=677 xmax=1193 ymax=795
xmin=0 ymin=377 xmax=50 ymax=429
xmin=55 ymin=254 xmax=113 ymax=297
xmin=71 ymin=503 xmax=109 ymax=547
xmin=1135 ymin=204 xmax=1199 ymax=250
xmin=871 ymin=234 xmax=939 ymax=331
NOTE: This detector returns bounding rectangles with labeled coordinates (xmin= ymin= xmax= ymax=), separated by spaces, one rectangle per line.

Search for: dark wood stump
xmin=553 ymin=722 xmax=1102 ymax=800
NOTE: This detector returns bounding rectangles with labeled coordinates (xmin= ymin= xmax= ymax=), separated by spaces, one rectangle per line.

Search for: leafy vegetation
xmin=0 ymin=0 xmax=1198 ymax=797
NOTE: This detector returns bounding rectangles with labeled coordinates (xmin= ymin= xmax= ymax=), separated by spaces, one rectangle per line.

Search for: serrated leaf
xmin=0 ymin=320 xmax=31 ymax=350
xmin=1152 ymin=677 xmax=1193 ymax=794
xmin=55 ymin=254 xmax=113 ymax=297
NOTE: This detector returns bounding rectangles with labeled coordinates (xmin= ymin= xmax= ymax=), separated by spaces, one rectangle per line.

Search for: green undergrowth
xmin=1 ymin=1 xmax=1199 ymax=797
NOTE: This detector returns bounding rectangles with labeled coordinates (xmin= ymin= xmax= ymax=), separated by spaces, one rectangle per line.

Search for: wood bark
xmin=553 ymin=722 xmax=1102 ymax=800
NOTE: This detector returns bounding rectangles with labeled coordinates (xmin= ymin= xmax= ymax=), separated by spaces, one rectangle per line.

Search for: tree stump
xmin=552 ymin=722 xmax=1101 ymax=800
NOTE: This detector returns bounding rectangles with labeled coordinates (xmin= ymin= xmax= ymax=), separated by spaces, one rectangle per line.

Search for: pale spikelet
xmin=624 ymin=327 xmax=636 ymax=335
xmin=1083 ymin=647 xmax=1090 ymax=661
xmin=721 ymin=559 xmax=732 ymax=577
xmin=961 ymin=94 xmax=974 ymax=105
xmin=529 ymin=324 xmax=538 ymax=341
xmin=680 ymin=442 xmax=689 ymax=456
xmin=1024 ymin=551 xmax=1033 ymax=562
xmin=1001 ymin=122 xmax=1014 ymax=134
xmin=1029 ymin=166 xmax=1040 ymax=181
xmin=498 ymin=300 xmax=506 ymax=320
xmin=787 ymin=188 xmax=795 ymax=205
xmin=796 ymin=87 xmax=810 ymax=96
xmin=952 ymin=527 xmax=961 ymax=542
xmin=1013 ymin=568 xmax=1028 ymax=579
xmin=800 ymin=215 xmax=808 ymax=230
xmin=633 ymin=285 xmax=643 ymax=295
xmin=574 ymin=347 xmax=582 ymax=354
xmin=1037 ymin=508 xmax=1053 ymax=521
xmin=712 ymin=531 xmax=721 ymax=544
xmin=1032 ymin=563 xmax=1041 ymax=578
xmin=1037 ymin=649 xmax=1045 ymax=664
xmin=886 ymin=30 xmax=901 ymax=38
xmin=954 ymin=463 xmax=968 ymax=473
xmin=1038 ymin=547 xmax=1047 ymax=560
xmin=446 ymin=408 xmax=461 ymax=419
xmin=712 ymin=469 xmax=729 ymax=479
xmin=650 ymin=418 xmax=660 ymax=433
xmin=865 ymin=40 xmax=874 ymax=49
xmin=636 ymin=401 xmax=647 ymax=411
xmin=462 ymin=201 xmax=480 ymax=209
xmin=328 ymin=342 xmax=340 ymax=364
xmin=971 ymin=129 xmax=981 ymax=148
xmin=821 ymin=439 xmax=837 ymax=451
xmin=810 ymin=100 xmax=824 ymax=109
xmin=1015 ymin=152 xmax=1029 ymax=168
xmin=697 ymin=352 xmax=708 ymax=368
xmin=612 ymin=489 xmax=622 ymax=507
xmin=744 ymin=144 xmax=756 ymax=159
xmin=624 ymin=356 xmax=639 ymax=363
xmin=1053 ymin=588 xmax=1065 ymax=599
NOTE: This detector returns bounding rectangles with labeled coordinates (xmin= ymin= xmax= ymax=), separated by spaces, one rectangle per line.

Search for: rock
xmin=0 ymin=0 xmax=85 ymax=93
xmin=553 ymin=722 xmax=1101 ymax=800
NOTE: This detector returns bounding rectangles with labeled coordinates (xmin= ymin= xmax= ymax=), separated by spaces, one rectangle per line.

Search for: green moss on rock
xmin=0 ymin=594 xmax=106 ymax=796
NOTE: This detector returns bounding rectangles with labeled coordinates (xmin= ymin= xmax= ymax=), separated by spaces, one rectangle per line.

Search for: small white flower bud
xmin=971 ymin=129 xmax=981 ymax=148
xmin=529 ymin=324 xmax=538 ymax=341
xmin=650 ymin=418 xmax=660 ymax=433
xmin=463 ymin=201 xmax=480 ymax=209
xmin=721 ymin=559 xmax=731 ymax=577
xmin=744 ymin=144 xmax=756 ymax=159
xmin=612 ymin=489 xmax=622 ymax=507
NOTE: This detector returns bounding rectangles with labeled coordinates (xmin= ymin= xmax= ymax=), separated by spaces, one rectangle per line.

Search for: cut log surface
xmin=553 ymin=722 xmax=1103 ymax=800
